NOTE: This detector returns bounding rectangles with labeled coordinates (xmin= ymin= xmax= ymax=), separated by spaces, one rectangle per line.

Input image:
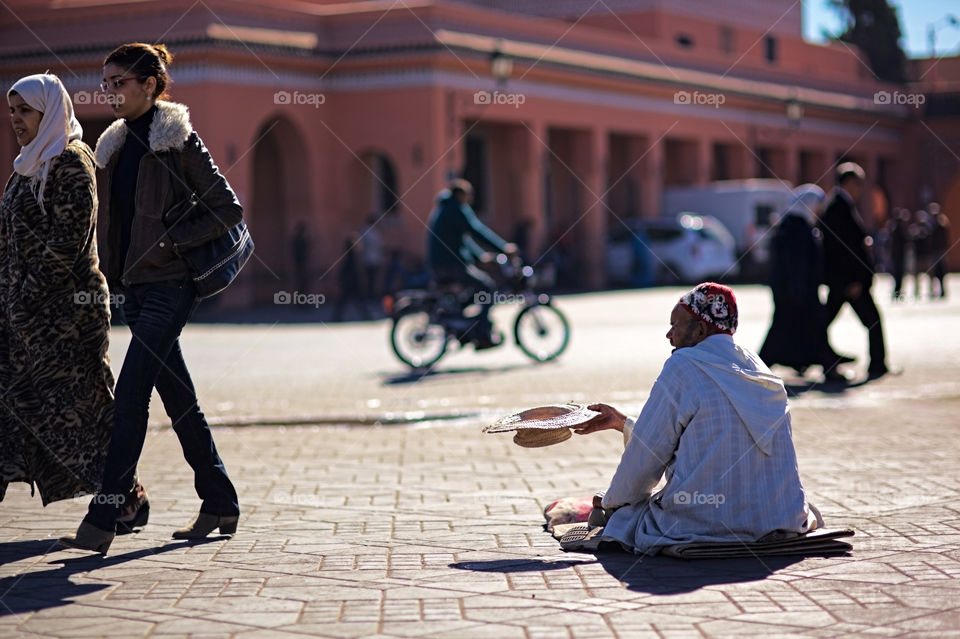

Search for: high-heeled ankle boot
xmin=116 ymin=500 xmax=150 ymax=535
xmin=172 ymin=513 xmax=238 ymax=539
xmin=59 ymin=521 xmax=115 ymax=554
xmin=116 ymin=481 xmax=150 ymax=535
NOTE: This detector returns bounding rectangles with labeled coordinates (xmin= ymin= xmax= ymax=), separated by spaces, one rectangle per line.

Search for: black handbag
xmin=163 ymin=153 xmax=254 ymax=299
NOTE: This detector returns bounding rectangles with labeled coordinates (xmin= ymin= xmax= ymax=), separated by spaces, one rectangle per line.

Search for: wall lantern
xmin=786 ymin=98 xmax=803 ymax=127
xmin=490 ymin=47 xmax=513 ymax=85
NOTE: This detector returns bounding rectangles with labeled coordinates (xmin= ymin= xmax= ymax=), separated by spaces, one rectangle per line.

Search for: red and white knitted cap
xmin=678 ymin=282 xmax=738 ymax=335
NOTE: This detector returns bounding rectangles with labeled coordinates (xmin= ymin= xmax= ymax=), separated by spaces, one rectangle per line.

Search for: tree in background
xmin=828 ymin=0 xmax=908 ymax=83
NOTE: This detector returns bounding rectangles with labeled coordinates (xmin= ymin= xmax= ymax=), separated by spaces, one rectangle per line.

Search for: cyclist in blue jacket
xmin=427 ymin=179 xmax=516 ymax=348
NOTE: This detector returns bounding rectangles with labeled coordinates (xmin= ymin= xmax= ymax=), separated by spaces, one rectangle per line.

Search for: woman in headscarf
xmin=1 ymin=73 xmax=148 ymax=531
xmin=759 ymin=184 xmax=850 ymax=383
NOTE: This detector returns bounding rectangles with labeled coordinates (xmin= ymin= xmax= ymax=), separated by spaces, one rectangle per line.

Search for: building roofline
xmin=0 ymin=31 xmax=912 ymax=121
xmin=435 ymin=29 xmax=912 ymax=118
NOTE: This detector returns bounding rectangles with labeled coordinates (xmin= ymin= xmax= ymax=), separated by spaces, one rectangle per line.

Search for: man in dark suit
xmin=818 ymin=163 xmax=891 ymax=379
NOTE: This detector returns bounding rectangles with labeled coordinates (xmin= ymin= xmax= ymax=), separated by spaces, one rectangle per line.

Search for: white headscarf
xmin=784 ymin=183 xmax=825 ymax=227
xmin=8 ymin=73 xmax=83 ymax=213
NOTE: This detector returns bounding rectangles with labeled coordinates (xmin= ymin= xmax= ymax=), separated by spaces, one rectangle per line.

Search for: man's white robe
xmin=601 ymin=333 xmax=815 ymax=554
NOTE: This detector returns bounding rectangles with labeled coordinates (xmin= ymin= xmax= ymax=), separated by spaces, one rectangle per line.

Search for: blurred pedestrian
xmin=629 ymin=227 xmax=655 ymax=289
xmin=929 ymin=203 xmax=950 ymax=299
xmin=513 ymin=217 xmax=533 ymax=263
xmin=379 ymin=207 xmax=406 ymax=295
xmin=1 ymin=73 xmax=131 ymax=514
xmin=361 ymin=213 xmax=384 ymax=300
xmin=542 ymin=226 xmax=577 ymax=292
xmin=818 ymin=163 xmax=891 ymax=379
xmin=910 ymin=209 xmax=933 ymax=300
xmin=61 ymin=42 xmax=241 ymax=554
xmin=334 ymin=232 xmax=370 ymax=321
xmin=400 ymin=254 xmax=430 ymax=289
xmin=887 ymin=208 xmax=910 ymax=301
xmin=759 ymin=185 xmax=850 ymax=382
xmin=291 ymin=220 xmax=311 ymax=295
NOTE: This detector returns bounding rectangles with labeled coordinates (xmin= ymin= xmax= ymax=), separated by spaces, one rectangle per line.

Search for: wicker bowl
xmin=483 ymin=403 xmax=599 ymax=448
xmin=512 ymin=427 xmax=573 ymax=448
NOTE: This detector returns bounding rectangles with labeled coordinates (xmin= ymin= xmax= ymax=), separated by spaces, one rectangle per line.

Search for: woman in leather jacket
xmin=61 ymin=43 xmax=242 ymax=554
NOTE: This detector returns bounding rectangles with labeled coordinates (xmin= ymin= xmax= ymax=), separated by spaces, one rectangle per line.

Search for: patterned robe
xmin=0 ymin=140 xmax=115 ymax=505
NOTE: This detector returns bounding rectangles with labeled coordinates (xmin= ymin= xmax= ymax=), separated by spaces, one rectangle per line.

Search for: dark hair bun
xmin=152 ymin=44 xmax=173 ymax=66
xmin=104 ymin=42 xmax=174 ymax=100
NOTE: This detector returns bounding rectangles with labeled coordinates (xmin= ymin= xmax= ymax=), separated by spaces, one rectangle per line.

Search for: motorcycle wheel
xmin=513 ymin=303 xmax=570 ymax=362
xmin=390 ymin=309 xmax=448 ymax=369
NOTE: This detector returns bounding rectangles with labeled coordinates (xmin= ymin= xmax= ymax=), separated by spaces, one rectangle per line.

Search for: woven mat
xmin=556 ymin=524 xmax=854 ymax=557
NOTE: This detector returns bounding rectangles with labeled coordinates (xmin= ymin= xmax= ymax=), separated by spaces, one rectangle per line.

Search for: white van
xmin=661 ymin=179 xmax=793 ymax=272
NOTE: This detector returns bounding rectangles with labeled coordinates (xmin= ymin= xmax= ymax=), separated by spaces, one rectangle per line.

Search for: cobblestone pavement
xmin=2 ymin=279 xmax=959 ymax=638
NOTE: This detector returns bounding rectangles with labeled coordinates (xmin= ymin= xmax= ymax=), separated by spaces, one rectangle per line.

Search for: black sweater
xmin=111 ymin=104 xmax=157 ymax=273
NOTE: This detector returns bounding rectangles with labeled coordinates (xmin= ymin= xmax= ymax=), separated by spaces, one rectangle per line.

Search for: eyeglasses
xmin=99 ymin=76 xmax=144 ymax=92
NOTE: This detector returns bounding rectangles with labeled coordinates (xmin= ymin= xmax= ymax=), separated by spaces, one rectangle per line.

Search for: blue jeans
xmin=86 ymin=278 xmax=239 ymax=530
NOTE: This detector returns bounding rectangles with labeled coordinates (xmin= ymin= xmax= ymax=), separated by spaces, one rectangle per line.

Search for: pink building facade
xmin=1 ymin=0 xmax=956 ymax=306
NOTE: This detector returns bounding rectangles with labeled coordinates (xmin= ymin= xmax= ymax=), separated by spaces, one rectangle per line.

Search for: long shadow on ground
xmin=594 ymin=552 xmax=806 ymax=594
xmin=0 ymin=538 xmax=222 ymax=617
xmin=381 ymin=362 xmax=549 ymax=385
xmin=450 ymin=553 xmax=806 ymax=595
xmin=783 ymin=376 xmax=876 ymax=397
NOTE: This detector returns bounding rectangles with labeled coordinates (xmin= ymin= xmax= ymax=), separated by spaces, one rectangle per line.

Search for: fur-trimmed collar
xmin=94 ymin=101 xmax=193 ymax=168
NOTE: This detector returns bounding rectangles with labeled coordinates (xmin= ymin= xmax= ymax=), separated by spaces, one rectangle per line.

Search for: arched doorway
xmin=347 ymin=150 xmax=398 ymax=218
xmin=344 ymin=150 xmax=401 ymax=299
xmin=248 ymin=116 xmax=311 ymax=303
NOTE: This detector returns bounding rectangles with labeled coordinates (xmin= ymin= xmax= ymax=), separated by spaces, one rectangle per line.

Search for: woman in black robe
xmin=760 ymin=185 xmax=848 ymax=382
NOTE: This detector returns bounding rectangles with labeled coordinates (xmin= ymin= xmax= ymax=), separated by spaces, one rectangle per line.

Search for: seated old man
xmin=573 ymin=282 xmax=820 ymax=555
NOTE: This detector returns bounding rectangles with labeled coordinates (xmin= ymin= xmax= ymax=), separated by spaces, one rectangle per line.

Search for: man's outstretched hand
xmin=573 ymin=403 xmax=627 ymax=435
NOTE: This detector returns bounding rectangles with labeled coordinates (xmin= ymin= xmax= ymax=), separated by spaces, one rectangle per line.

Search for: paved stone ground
xmin=2 ymin=279 xmax=960 ymax=638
